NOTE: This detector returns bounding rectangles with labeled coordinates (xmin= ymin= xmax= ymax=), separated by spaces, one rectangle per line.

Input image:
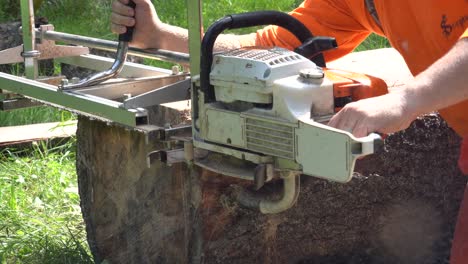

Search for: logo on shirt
xmin=441 ymin=14 xmax=468 ymax=38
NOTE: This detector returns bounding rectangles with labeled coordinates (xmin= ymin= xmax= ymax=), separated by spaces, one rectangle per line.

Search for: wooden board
xmin=76 ymin=48 xmax=466 ymax=264
xmin=0 ymin=121 xmax=76 ymax=147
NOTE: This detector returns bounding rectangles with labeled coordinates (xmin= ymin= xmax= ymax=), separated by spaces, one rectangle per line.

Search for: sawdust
xmin=373 ymin=199 xmax=443 ymax=264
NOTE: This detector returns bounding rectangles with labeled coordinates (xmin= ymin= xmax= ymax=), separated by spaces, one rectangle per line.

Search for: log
xmin=76 ymin=49 xmax=467 ymax=264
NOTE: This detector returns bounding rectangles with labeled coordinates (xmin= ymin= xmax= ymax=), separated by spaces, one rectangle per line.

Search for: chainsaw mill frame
xmin=0 ymin=0 xmax=192 ymax=127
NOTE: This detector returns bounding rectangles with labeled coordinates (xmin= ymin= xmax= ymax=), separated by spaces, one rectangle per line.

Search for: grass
xmin=0 ymin=107 xmax=74 ymax=127
xmin=0 ymin=0 xmax=391 ymax=263
xmin=0 ymin=139 xmax=93 ymax=264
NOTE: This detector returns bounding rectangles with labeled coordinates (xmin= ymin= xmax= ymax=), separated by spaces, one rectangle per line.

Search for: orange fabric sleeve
xmin=253 ymin=0 xmax=374 ymax=62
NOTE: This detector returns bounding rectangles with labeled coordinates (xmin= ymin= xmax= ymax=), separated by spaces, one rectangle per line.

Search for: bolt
xmin=58 ymin=79 xmax=69 ymax=91
xmin=71 ymin=77 xmax=80 ymax=84
xmin=172 ymin=65 xmax=180 ymax=75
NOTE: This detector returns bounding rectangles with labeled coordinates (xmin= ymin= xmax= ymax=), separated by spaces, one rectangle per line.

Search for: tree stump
xmin=76 ymin=50 xmax=467 ymax=264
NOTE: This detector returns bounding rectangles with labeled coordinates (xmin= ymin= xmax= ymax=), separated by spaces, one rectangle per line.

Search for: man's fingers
xmin=352 ymin=123 xmax=369 ymax=138
xmin=329 ymin=109 xmax=356 ymax=132
xmin=113 ymin=1 xmax=135 ymax=16
xmin=111 ymin=23 xmax=127 ymax=34
xmin=111 ymin=12 xmax=135 ymax=27
xmin=327 ymin=113 xmax=341 ymax=128
xmin=329 ymin=107 xmax=370 ymax=137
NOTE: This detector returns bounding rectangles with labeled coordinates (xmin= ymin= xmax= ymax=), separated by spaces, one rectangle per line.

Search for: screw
xmin=58 ymin=79 xmax=69 ymax=91
xmin=172 ymin=65 xmax=180 ymax=75
xmin=71 ymin=77 xmax=80 ymax=84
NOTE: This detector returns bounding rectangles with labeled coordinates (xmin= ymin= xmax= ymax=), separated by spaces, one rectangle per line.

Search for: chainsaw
xmin=182 ymin=11 xmax=387 ymax=213
xmin=0 ymin=6 xmax=387 ymax=213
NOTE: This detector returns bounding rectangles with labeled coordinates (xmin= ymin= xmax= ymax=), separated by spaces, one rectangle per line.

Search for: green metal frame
xmin=187 ymin=0 xmax=202 ymax=77
xmin=20 ymin=0 xmax=38 ymax=79
xmin=0 ymin=0 xmax=191 ymax=127
xmin=0 ymin=72 xmax=143 ymax=126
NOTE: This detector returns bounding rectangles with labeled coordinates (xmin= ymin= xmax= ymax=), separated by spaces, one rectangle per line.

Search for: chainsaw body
xmin=192 ymin=44 xmax=387 ymax=184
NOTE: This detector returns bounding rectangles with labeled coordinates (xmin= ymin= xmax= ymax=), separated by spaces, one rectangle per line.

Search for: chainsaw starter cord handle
xmin=200 ymin=10 xmax=320 ymax=102
xmin=119 ymin=0 xmax=136 ymax=42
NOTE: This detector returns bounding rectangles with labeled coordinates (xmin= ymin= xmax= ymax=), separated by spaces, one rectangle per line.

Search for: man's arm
xmin=328 ymin=38 xmax=468 ymax=138
xmin=110 ymin=0 xmax=254 ymax=52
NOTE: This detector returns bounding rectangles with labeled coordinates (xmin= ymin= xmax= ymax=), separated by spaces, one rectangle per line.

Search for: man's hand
xmin=111 ymin=0 xmax=161 ymax=49
xmin=328 ymin=91 xmax=417 ymax=138
xmin=110 ymin=0 xmax=256 ymax=52
xmin=329 ymin=38 xmax=468 ymax=138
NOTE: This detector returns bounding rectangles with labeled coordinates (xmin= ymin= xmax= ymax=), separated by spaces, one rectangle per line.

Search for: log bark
xmin=76 ymin=105 xmax=198 ymax=264
xmin=76 ymin=50 xmax=467 ymax=264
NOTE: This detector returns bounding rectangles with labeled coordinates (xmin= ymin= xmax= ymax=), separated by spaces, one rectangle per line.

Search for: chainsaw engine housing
xmin=193 ymin=46 xmax=382 ymax=183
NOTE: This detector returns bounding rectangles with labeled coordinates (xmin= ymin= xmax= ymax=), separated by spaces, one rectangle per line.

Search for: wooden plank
xmin=0 ymin=121 xmax=77 ymax=146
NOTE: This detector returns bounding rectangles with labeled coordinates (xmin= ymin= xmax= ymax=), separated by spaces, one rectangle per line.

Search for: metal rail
xmin=0 ymin=72 xmax=147 ymax=127
xmin=21 ymin=0 xmax=38 ymax=79
xmin=36 ymin=29 xmax=190 ymax=64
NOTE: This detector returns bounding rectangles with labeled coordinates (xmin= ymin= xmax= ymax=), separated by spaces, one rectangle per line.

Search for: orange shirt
xmin=253 ymin=0 xmax=468 ymax=136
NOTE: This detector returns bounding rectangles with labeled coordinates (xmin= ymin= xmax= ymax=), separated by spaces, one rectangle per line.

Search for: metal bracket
xmin=122 ymin=78 xmax=191 ymax=109
xmin=146 ymin=125 xmax=193 ymax=167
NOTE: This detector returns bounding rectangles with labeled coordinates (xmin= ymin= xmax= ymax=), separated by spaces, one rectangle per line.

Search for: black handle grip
xmin=118 ymin=0 xmax=136 ymax=42
xmin=225 ymin=11 xmax=313 ymax=41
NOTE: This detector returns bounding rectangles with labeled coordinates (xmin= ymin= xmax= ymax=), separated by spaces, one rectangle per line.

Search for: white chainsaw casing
xmin=198 ymin=47 xmax=380 ymax=183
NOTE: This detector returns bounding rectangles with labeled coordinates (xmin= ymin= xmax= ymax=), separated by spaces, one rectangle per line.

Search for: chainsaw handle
xmin=200 ymin=10 xmax=317 ymax=102
xmin=225 ymin=11 xmax=313 ymax=41
xmin=358 ymin=133 xmax=384 ymax=155
xmin=118 ymin=0 xmax=136 ymax=42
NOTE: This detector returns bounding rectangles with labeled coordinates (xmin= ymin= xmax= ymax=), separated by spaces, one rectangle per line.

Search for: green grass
xmin=356 ymin=33 xmax=390 ymax=52
xmin=0 ymin=139 xmax=93 ymax=264
xmin=0 ymin=107 xmax=74 ymax=127
xmin=0 ymin=0 xmax=390 ymax=263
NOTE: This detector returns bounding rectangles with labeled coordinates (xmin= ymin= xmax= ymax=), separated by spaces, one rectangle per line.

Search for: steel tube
xmin=259 ymin=171 xmax=301 ymax=214
xmin=37 ymin=29 xmax=190 ymax=64
xmin=21 ymin=0 xmax=38 ymax=79
xmin=60 ymin=41 xmax=129 ymax=90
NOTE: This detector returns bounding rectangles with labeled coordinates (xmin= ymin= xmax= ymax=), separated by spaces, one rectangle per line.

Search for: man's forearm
xmin=156 ymin=23 xmax=255 ymax=53
xmin=405 ymin=38 xmax=468 ymax=116
xmin=155 ymin=23 xmax=190 ymax=52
